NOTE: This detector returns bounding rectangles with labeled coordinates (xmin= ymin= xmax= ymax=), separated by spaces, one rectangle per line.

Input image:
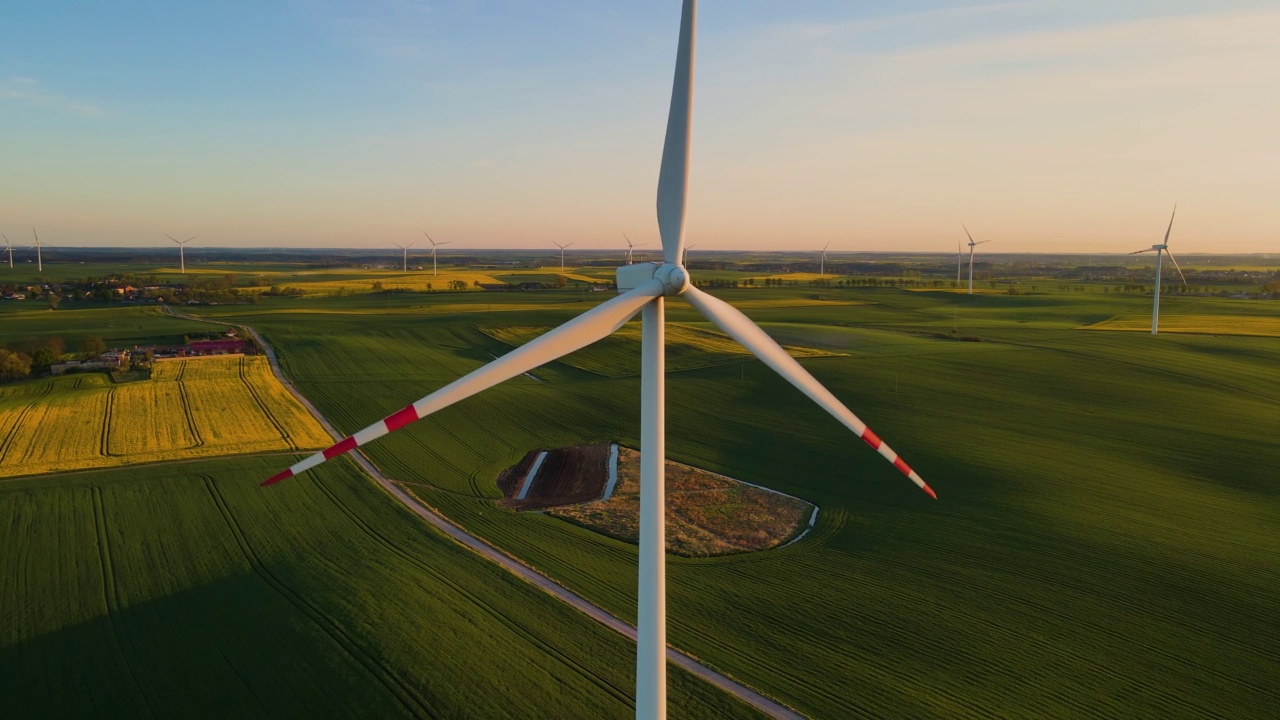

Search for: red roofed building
xmin=187 ymin=339 xmax=248 ymax=356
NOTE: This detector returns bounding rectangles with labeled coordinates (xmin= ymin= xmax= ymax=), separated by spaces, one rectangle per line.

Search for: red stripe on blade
xmin=262 ymin=469 xmax=294 ymax=487
xmin=861 ymin=428 xmax=883 ymax=450
xmin=921 ymin=483 xmax=938 ymax=500
xmin=384 ymin=405 xmax=420 ymax=432
xmin=323 ymin=436 xmax=358 ymax=460
xmin=892 ymin=456 xmax=913 ymax=477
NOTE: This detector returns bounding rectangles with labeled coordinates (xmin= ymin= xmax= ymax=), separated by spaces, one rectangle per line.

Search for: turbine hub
xmin=655 ymin=263 xmax=690 ymax=295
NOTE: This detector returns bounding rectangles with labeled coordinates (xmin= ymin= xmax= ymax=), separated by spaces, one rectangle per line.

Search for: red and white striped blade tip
xmin=262 ymin=469 xmax=293 ymax=486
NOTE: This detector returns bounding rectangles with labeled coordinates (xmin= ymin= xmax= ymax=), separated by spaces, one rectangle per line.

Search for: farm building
xmin=186 ymin=339 xmax=249 ymax=356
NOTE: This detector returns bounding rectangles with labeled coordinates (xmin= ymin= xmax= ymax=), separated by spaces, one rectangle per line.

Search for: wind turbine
xmin=395 ymin=241 xmax=415 ymax=272
xmin=1129 ymin=205 xmax=1186 ymax=335
xmin=622 ymin=232 xmax=645 ymax=265
xmin=2 ymin=235 xmax=11 ymax=270
xmin=262 ymin=3 xmax=935 ymax=718
xmin=422 ymin=232 xmax=451 ymax=276
xmin=553 ymin=241 xmax=575 ymax=271
xmin=166 ymin=234 xmax=196 ymax=274
xmin=682 ymin=242 xmax=697 ymax=265
xmin=31 ymin=228 xmax=45 ymax=273
xmin=819 ymin=241 xmax=831 ymax=277
xmin=962 ymin=224 xmax=991 ymax=295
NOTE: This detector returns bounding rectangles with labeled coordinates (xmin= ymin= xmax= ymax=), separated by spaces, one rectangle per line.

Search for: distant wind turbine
xmin=622 ymin=231 xmax=645 ymax=265
xmin=263 ymin=4 xmax=935 ymax=718
xmin=32 ymin=228 xmax=43 ymax=273
xmin=395 ymin=241 xmax=415 ymax=272
xmin=962 ymin=224 xmax=991 ymax=294
xmin=682 ymin=242 xmax=697 ymax=265
xmin=166 ymin=234 xmax=197 ymax=274
xmin=553 ymin=241 xmax=575 ymax=271
xmin=2 ymin=235 xmax=11 ymax=270
xmin=422 ymin=232 xmax=451 ymax=276
xmin=819 ymin=241 xmax=831 ymax=277
xmin=1129 ymin=204 xmax=1186 ymax=335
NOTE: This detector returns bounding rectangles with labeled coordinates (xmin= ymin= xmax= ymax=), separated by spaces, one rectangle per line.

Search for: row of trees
xmin=0 ymin=335 xmax=112 ymax=383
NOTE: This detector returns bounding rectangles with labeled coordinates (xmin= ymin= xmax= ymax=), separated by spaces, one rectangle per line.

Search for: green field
xmin=0 ymin=305 xmax=217 ymax=348
xmin=480 ymin=322 xmax=842 ymax=377
xmin=3 ymin=280 xmax=1277 ymax=717
xmin=0 ymin=455 xmax=761 ymax=718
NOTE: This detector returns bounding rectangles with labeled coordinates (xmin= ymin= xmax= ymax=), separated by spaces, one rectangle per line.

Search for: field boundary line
xmin=91 ymin=486 xmax=157 ymax=719
xmin=165 ymin=306 xmax=806 ymax=720
xmin=200 ymin=476 xmax=429 ymax=717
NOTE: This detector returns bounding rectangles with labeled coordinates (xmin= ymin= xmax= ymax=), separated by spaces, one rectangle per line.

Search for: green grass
xmin=0 ymin=455 xmax=764 ymax=719
xmin=480 ymin=322 xmax=841 ymax=377
xmin=182 ymin=286 xmax=1280 ymax=719
xmin=6 ymin=284 xmax=1277 ymax=718
xmin=0 ymin=304 xmax=218 ymax=348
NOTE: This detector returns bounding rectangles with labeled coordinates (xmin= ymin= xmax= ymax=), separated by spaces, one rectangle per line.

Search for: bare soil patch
xmin=499 ymin=444 xmax=610 ymax=511
xmin=497 ymin=444 xmax=815 ymax=556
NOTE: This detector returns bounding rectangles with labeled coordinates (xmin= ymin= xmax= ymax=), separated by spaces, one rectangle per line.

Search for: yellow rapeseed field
xmin=0 ymin=355 xmax=329 ymax=478
xmin=1082 ymin=314 xmax=1280 ymax=337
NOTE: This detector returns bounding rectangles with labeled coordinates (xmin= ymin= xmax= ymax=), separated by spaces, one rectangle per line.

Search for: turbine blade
xmin=166 ymin=234 xmax=179 ymax=243
xmin=682 ymin=286 xmax=935 ymax=498
xmin=1129 ymin=248 xmax=1156 ymax=255
xmin=1163 ymin=203 xmax=1177 ymax=246
xmin=656 ymin=0 xmax=695 ymax=265
xmin=264 ymin=281 xmax=665 ymax=485
xmin=962 ymin=224 xmax=975 ymax=244
xmin=1164 ymin=248 xmax=1187 ymax=286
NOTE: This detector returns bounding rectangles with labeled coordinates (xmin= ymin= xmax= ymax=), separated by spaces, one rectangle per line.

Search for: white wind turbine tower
xmin=31 ymin=227 xmax=44 ymax=272
xmin=166 ymin=234 xmax=197 ymax=274
xmin=395 ymin=241 xmax=415 ymax=272
xmin=2 ymin=235 xmax=12 ymax=270
xmin=263 ymin=3 xmax=935 ymax=717
xmin=682 ymin=242 xmax=697 ymax=265
xmin=1129 ymin=205 xmax=1186 ymax=335
xmin=818 ymin=240 xmax=831 ymax=277
xmin=962 ymin=224 xmax=990 ymax=295
xmin=553 ymin=240 xmax=575 ymax=271
xmin=422 ymin=232 xmax=451 ymax=276
xmin=622 ymin=231 xmax=645 ymax=265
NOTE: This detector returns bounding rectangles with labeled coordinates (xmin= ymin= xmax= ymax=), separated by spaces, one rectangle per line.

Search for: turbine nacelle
xmin=616 ymin=262 xmax=689 ymax=296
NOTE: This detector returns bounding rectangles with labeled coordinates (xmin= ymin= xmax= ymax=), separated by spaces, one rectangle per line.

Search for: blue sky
xmin=2 ymin=1 xmax=1277 ymax=252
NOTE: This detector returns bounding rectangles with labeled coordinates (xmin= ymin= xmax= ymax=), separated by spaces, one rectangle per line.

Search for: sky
xmin=2 ymin=0 xmax=1278 ymax=253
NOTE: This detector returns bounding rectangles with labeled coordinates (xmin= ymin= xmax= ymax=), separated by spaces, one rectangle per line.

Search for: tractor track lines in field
xmin=0 ymin=383 xmax=52 ymax=466
xmin=90 ymin=486 xmax=156 ymax=719
xmin=200 ymin=476 xmax=430 ymax=718
xmin=307 ymin=468 xmax=633 ymax=706
xmin=993 ymin=338 xmax=1280 ymax=405
xmin=99 ymin=388 xmax=117 ymax=457
xmin=238 ymin=357 xmax=296 ymax=450
xmin=172 ymin=366 xmax=206 ymax=448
